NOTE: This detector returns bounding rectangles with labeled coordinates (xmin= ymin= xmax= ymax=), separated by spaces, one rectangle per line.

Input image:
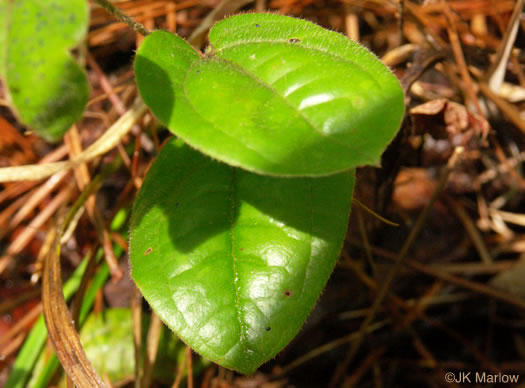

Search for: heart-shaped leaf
xmin=135 ymin=13 xmax=404 ymax=177
xmin=0 ymin=0 xmax=89 ymax=142
xmin=129 ymin=138 xmax=354 ymax=374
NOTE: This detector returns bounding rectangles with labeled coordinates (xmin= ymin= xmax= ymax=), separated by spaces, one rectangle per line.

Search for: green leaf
xmin=134 ymin=13 xmax=404 ymax=177
xmin=0 ymin=0 xmax=89 ymax=142
xmin=129 ymin=138 xmax=354 ymax=374
xmin=29 ymin=308 xmax=202 ymax=387
xmin=0 ymin=1 xmax=6 ymax=77
xmin=76 ymin=309 xmax=185 ymax=385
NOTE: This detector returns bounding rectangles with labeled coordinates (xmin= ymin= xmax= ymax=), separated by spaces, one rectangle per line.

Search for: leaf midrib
xmin=181 ymin=65 xmax=281 ymax=167
xmin=229 ymin=168 xmax=248 ymax=356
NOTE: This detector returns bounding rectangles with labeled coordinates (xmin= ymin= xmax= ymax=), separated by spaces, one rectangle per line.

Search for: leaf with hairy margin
xmin=129 ymin=139 xmax=354 ymax=373
xmin=135 ymin=13 xmax=404 ymax=177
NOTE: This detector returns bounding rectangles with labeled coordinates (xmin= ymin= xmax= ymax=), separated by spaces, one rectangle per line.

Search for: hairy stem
xmin=93 ymin=0 xmax=150 ymax=36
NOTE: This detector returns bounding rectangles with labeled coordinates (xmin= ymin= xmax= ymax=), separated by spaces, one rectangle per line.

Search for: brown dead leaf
xmin=0 ymin=117 xmax=36 ymax=167
xmin=43 ymin=238 xmax=105 ymax=388
xmin=410 ymin=98 xmax=489 ymax=141
xmin=392 ymin=168 xmax=437 ymax=210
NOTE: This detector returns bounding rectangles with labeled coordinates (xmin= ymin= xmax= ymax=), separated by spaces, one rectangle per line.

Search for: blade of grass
xmin=40 ymin=166 xmax=125 ymax=387
xmin=42 ymin=234 xmax=105 ymax=386
xmin=5 ymin=255 xmax=91 ymax=388
xmin=31 ymin=259 xmax=111 ymax=388
xmin=30 ymin=209 xmax=127 ymax=388
xmin=8 ymin=164 xmax=127 ymax=387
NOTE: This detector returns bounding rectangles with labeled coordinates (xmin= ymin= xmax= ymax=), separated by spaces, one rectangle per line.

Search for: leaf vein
xmin=210 ymin=55 xmax=375 ymax=162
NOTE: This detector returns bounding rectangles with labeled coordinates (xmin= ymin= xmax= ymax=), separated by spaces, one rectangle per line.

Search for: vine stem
xmin=93 ymin=0 xmax=151 ymax=36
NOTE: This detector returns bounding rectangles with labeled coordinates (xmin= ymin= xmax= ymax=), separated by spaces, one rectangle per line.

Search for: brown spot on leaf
xmin=144 ymin=247 xmax=153 ymax=255
xmin=288 ymin=38 xmax=301 ymax=43
xmin=283 ymin=289 xmax=293 ymax=297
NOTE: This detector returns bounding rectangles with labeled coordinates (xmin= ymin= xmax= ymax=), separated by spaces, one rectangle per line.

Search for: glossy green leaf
xmin=0 ymin=0 xmax=89 ymax=142
xmin=135 ymin=13 xmax=404 ymax=177
xmin=129 ymin=139 xmax=354 ymax=374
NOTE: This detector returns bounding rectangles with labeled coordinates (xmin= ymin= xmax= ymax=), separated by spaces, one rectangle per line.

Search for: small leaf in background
xmin=135 ymin=13 xmax=404 ymax=177
xmin=129 ymin=139 xmax=354 ymax=374
xmin=410 ymin=98 xmax=489 ymax=140
xmin=30 ymin=308 xmax=203 ymax=387
xmin=80 ymin=309 xmax=148 ymax=384
xmin=491 ymin=258 xmax=525 ymax=300
xmin=78 ymin=308 xmax=195 ymax=385
xmin=0 ymin=0 xmax=89 ymax=142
